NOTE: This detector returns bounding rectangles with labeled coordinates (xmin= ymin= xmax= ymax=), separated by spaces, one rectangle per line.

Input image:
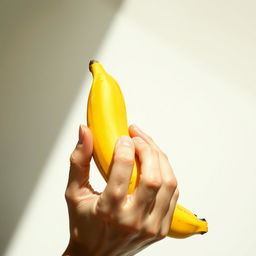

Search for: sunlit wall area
xmin=1 ymin=1 xmax=256 ymax=255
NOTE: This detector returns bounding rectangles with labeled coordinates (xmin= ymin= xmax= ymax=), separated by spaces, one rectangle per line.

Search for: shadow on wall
xmin=0 ymin=0 xmax=122 ymax=253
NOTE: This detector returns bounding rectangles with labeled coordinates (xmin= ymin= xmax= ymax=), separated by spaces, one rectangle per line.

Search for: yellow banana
xmin=86 ymin=60 xmax=208 ymax=238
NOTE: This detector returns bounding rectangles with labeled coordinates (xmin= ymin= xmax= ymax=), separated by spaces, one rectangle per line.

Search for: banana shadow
xmin=0 ymin=0 xmax=122 ymax=253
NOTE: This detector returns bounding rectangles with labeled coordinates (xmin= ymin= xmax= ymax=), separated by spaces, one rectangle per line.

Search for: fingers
xmin=130 ymin=124 xmax=177 ymax=216
xmin=132 ymin=136 xmax=161 ymax=214
xmin=101 ymin=136 xmax=135 ymax=206
xmin=160 ymin=188 xmax=179 ymax=236
xmin=67 ymin=125 xmax=93 ymax=190
xmin=130 ymin=123 xmax=177 ymax=182
xmin=129 ymin=124 xmax=162 ymax=153
xmin=130 ymin=124 xmax=179 ymax=239
xmin=149 ymin=153 xmax=177 ymax=224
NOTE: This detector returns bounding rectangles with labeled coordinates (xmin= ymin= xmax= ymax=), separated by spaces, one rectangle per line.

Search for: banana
xmin=86 ymin=60 xmax=208 ymax=238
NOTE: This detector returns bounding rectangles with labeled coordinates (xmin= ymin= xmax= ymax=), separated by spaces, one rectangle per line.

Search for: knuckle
xmin=109 ymin=188 xmax=124 ymax=202
xmin=64 ymin=190 xmax=70 ymax=202
xmin=65 ymin=189 xmax=78 ymax=205
xmin=142 ymin=176 xmax=162 ymax=191
xmin=164 ymin=178 xmax=178 ymax=191
xmin=121 ymin=220 xmax=142 ymax=233
xmin=158 ymin=230 xmax=167 ymax=240
xmin=114 ymin=153 xmax=134 ymax=166
xmin=96 ymin=205 xmax=108 ymax=216
xmin=96 ymin=198 xmax=112 ymax=218
xmin=132 ymin=222 xmax=143 ymax=233
xmin=69 ymin=151 xmax=77 ymax=165
xmin=69 ymin=149 xmax=90 ymax=169
xmin=69 ymin=151 xmax=83 ymax=169
xmin=145 ymin=226 xmax=160 ymax=238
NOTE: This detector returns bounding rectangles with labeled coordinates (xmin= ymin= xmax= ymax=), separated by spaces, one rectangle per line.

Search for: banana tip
xmin=89 ymin=59 xmax=98 ymax=72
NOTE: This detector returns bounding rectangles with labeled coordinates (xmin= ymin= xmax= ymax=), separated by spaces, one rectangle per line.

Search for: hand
xmin=63 ymin=124 xmax=179 ymax=256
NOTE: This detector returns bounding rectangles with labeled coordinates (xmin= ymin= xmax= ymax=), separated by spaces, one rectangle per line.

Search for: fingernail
xmin=78 ymin=125 xmax=84 ymax=144
xmin=133 ymin=124 xmax=142 ymax=133
xmin=118 ymin=136 xmax=133 ymax=146
xmin=133 ymin=136 xmax=145 ymax=143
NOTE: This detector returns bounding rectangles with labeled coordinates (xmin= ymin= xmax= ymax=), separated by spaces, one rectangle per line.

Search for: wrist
xmin=62 ymin=239 xmax=90 ymax=256
xmin=62 ymin=238 xmax=127 ymax=256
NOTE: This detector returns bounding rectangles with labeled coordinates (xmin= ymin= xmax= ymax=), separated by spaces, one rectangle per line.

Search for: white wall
xmin=1 ymin=1 xmax=256 ymax=255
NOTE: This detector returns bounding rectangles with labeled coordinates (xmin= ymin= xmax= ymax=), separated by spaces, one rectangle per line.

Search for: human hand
xmin=63 ymin=124 xmax=179 ymax=256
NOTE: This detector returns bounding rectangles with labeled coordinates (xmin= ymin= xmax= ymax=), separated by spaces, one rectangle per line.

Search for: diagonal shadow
xmin=0 ymin=0 xmax=122 ymax=253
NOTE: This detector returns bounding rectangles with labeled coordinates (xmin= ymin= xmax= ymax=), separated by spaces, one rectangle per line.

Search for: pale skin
xmin=63 ymin=124 xmax=179 ymax=256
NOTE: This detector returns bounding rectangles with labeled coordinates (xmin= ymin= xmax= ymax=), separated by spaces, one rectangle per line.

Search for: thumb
xmin=67 ymin=125 xmax=93 ymax=189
